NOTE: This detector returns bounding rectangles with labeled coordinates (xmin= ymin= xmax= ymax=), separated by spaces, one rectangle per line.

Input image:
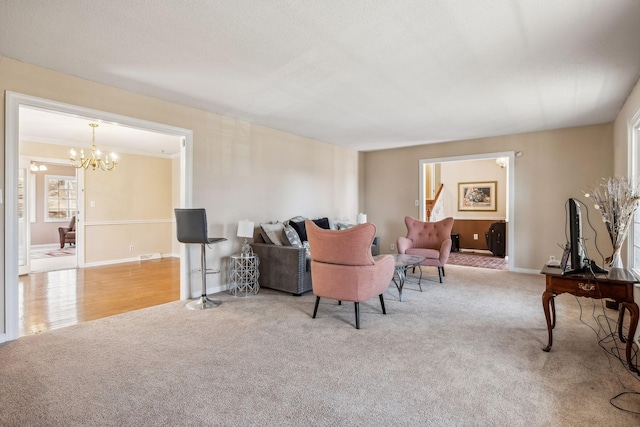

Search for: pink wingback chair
xmin=305 ymin=220 xmax=395 ymax=329
xmin=397 ymin=216 xmax=455 ymax=283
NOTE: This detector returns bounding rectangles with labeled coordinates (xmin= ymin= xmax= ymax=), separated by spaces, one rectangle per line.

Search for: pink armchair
xmin=305 ymin=220 xmax=395 ymax=329
xmin=397 ymin=216 xmax=454 ymax=283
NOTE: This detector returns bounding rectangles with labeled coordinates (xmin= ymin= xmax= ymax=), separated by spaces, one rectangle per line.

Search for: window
xmin=45 ymin=175 xmax=77 ymax=221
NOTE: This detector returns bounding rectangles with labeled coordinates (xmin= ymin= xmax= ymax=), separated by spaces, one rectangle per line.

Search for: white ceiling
xmin=2 ymin=0 xmax=640 ymax=152
xmin=19 ymin=107 xmax=182 ymax=157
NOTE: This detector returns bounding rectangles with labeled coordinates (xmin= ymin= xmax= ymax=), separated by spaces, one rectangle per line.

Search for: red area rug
xmin=447 ymin=251 xmax=507 ymax=270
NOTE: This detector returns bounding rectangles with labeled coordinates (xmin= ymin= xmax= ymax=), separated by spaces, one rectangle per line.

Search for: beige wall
xmin=19 ymin=140 xmax=174 ymax=263
xmin=613 ymin=76 xmax=640 ymax=273
xmin=0 ymin=56 xmax=361 ymax=330
xmin=364 ymin=124 xmax=613 ymax=271
xmin=83 ymin=152 xmax=173 ymax=263
xmin=613 ymin=77 xmax=640 ymax=177
xmin=439 ymin=158 xmax=507 ymax=220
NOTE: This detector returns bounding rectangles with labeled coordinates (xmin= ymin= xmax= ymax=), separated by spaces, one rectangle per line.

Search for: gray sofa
xmin=252 ymin=234 xmax=312 ymax=296
xmin=251 ymin=230 xmax=380 ymax=296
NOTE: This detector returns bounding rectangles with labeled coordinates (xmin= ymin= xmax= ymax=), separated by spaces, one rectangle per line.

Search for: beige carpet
xmin=1 ymin=265 xmax=639 ymax=426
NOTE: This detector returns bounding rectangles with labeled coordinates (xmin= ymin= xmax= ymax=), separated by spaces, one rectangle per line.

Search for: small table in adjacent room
xmin=540 ymin=265 xmax=639 ymax=374
xmin=391 ymin=254 xmax=425 ymax=302
xmin=229 ymin=254 xmax=260 ymax=297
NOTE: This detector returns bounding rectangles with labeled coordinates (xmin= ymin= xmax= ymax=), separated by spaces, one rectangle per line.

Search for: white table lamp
xmin=237 ymin=220 xmax=254 ymax=256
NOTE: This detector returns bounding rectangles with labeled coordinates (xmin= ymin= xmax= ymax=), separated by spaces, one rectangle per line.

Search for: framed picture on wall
xmin=458 ymin=181 xmax=497 ymax=211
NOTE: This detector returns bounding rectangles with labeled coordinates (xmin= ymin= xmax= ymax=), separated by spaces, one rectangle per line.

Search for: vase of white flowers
xmin=584 ymin=177 xmax=640 ymax=268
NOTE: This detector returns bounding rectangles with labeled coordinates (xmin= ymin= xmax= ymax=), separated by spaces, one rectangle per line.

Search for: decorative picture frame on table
xmin=458 ymin=181 xmax=497 ymax=211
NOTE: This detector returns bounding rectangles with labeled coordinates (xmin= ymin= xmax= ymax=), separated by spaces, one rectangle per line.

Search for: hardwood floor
xmin=19 ymin=257 xmax=180 ymax=336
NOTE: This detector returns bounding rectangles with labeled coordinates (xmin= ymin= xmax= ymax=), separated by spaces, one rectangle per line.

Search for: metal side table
xmin=229 ymin=254 xmax=260 ymax=296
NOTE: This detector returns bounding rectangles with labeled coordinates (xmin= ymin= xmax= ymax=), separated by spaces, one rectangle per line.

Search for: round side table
xmin=229 ymin=254 xmax=260 ymax=296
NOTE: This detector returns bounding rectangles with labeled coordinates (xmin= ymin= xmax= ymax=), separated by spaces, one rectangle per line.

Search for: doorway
xmin=419 ymin=152 xmax=515 ymax=271
xmin=3 ymin=92 xmax=194 ymax=343
xmin=19 ymin=157 xmax=79 ymax=274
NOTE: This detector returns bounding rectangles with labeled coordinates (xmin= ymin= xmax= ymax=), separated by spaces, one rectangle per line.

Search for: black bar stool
xmin=174 ymin=208 xmax=227 ymax=310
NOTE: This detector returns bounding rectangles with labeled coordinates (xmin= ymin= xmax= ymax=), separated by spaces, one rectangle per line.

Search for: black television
xmin=563 ymin=198 xmax=607 ymax=275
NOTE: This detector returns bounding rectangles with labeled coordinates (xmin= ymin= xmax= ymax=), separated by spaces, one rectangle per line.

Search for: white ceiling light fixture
xmin=70 ymin=123 xmax=118 ymax=171
xmin=496 ymin=157 xmax=508 ymax=169
xmin=30 ymin=161 xmax=47 ymax=172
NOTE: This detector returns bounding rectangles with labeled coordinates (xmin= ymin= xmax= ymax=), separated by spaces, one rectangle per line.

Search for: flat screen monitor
xmin=563 ymin=198 xmax=607 ymax=275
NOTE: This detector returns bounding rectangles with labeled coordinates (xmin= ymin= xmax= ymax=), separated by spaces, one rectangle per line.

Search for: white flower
xmin=589 ymin=176 xmax=640 ymax=253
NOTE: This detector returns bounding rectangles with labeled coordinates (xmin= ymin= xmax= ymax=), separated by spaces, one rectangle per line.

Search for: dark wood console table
xmin=541 ymin=265 xmax=639 ymax=374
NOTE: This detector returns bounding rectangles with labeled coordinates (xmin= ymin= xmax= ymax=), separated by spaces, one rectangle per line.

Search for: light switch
xmin=90 ymin=201 xmax=96 ymax=207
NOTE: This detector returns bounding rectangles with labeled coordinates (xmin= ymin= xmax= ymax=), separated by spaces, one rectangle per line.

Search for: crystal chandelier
xmin=70 ymin=123 xmax=117 ymax=171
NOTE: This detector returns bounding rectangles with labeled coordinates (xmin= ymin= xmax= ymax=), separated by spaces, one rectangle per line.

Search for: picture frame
xmin=458 ymin=181 xmax=497 ymax=211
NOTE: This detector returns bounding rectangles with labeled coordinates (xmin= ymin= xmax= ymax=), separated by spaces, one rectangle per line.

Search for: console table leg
xmin=542 ymin=291 xmax=554 ymax=352
xmin=617 ymin=304 xmax=627 ymax=343
xmin=620 ymin=302 xmax=639 ymax=373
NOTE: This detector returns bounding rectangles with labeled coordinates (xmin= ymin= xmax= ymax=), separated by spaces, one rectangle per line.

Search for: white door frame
xmin=419 ymin=151 xmax=515 ymax=271
xmin=3 ymin=91 xmax=193 ymax=343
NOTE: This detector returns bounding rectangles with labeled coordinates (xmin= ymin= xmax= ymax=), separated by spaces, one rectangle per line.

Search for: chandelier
xmin=70 ymin=123 xmax=117 ymax=171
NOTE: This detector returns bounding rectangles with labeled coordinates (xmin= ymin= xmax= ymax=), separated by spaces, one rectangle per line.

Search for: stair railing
xmin=426 ymin=183 xmax=444 ymax=221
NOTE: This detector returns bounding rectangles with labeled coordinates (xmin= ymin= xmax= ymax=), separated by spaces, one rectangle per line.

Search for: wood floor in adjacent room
xmin=19 ymin=257 xmax=180 ymax=336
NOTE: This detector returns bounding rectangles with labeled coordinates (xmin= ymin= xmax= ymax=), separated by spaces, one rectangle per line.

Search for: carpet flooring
xmin=1 ymin=265 xmax=639 ymax=426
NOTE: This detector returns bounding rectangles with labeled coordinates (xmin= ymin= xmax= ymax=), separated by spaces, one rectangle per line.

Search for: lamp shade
xmin=237 ymin=220 xmax=254 ymax=238
xmin=357 ymin=213 xmax=367 ymax=224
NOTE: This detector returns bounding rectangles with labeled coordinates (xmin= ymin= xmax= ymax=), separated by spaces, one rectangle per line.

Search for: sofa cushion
xmin=283 ymin=224 xmax=303 ymax=248
xmin=260 ymin=222 xmax=286 ymax=245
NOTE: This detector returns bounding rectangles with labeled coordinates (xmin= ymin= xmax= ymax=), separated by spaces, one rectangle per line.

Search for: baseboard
xmin=84 ymin=253 xmax=178 ymax=268
xmin=188 ymin=284 xmax=228 ymax=300
xmin=511 ymin=268 xmax=540 ymax=275
xmin=460 ymin=249 xmax=493 ymax=255
xmin=83 ymin=257 xmax=140 ymax=268
xmin=139 ymin=253 xmax=161 ymax=260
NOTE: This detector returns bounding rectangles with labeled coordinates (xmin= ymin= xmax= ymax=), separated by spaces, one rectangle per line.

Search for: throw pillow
xmin=283 ymin=224 xmax=303 ymax=248
xmin=288 ymin=215 xmax=306 ymax=224
xmin=312 ymin=217 xmax=331 ymax=229
xmin=289 ymin=220 xmax=308 ymax=242
xmin=260 ymin=222 xmax=286 ymax=246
